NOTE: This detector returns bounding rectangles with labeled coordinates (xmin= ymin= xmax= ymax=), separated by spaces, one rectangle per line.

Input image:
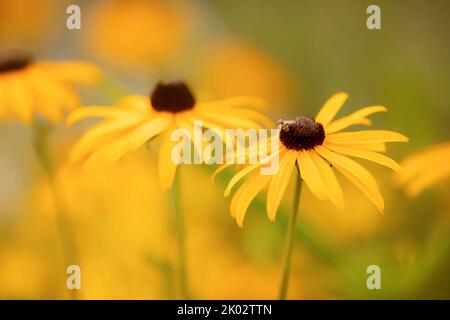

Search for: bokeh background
xmin=0 ymin=0 xmax=449 ymax=299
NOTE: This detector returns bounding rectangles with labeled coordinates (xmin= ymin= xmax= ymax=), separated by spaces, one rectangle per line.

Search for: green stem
xmin=169 ymin=171 xmax=188 ymax=299
xmin=279 ymin=166 xmax=302 ymax=300
xmin=32 ymin=120 xmax=80 ymax=300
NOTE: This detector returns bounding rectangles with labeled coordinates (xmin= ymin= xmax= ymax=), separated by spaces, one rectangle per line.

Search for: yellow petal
xmin=399 ymin=142 xmax=450 ymax=184
xmin=352 ymin=118 xmax=372 ymax=127
xmin=325 ymin=105 xmax=387 ymax=134
xmin=3 ymin=76 xmax=33 ymax=123
xmin=323 ymin=142 xmax=402 ymax=172
xmin=230 ymin=172 xmax=271 ymax=227
xmin=0 ymin=79 xmax=9 ymax=119
xmin=405 ymin=165 xmax=450 ymax=197
xmin=326 ymin=130 xmax=409 ymax=144
xmin=315 ymin=92 xmax=349 ymax=126
xmin=315 ymin=145 xmax=384 ymax=212
xmin=87 ymin=115 xmax=173 ymax=166
xmin=175 ymin=111 xmax=205 ymax=162
xmin=90 ymin=114 xmax=172 ymax=164
xmin=266 ymin=151 xmax=297 ymax=220
xmin=309 ymin=150 xmax=345 ymax=208
xmin=196 ymin=102 xmax=272 ymax=129
xmin=70 ymin=117 xmax=143 ymax=163
xmin=194 ymin=105 xmax=264 ymax=130
xmin=212 ymin=163 xmax=233 ymax=182
xmin=26 ymin=67 xmax=66 ymax=122
xmin=296 ymin=151 xmax=328 ymax=201
xmin=224 ymin=162 xmax=264 ymax=197
xmin=84 ymin=134 xmax=132 ymax=168
xmin=398 ymin=142 xmax=450 ymax=196
xmin=128 ymin=114 xmax=172 ymax=151
xmin=119 ymin=95 xmax=152 ymax=112
xmin=224 ymin=149 xmax=282 ymax=196
xmin=67 ymin=106 xmax=142 ymax=125
xmin=216 ymin=136 xmax=277 ymax=165
xmin=182 ymin=109 xmax=226 ymax=141
xmin=32 ymin=66 xmax=80 ymax=112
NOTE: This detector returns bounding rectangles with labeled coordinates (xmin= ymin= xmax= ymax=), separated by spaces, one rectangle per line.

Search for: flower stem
xmin=169 ymin=171 xmax=188 ymax=299
xmin=279 ymin=165 xmax=302 ymax=300
xmin=32 ymin=120 xmax=79 ymax=300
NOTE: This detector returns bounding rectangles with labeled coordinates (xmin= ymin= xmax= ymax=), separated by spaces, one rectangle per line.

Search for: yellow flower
xmin=222 ymin=92 xmax=408 ymax=227
xmin=0 ymin=0 xmax=57 ymax=42
xmin=197 ymin=39 xmax=295 ymax=108
xmin=0 ymin=50 xmax=101 ymax=124
xmin=67 ymin=80 xmax=273 ymax=191
xmin=398 ymin=142 xmax=450 ymax=197
xmin=30 ymin=153 xmax=172 ymax=299
xmin=83 ymin=0 xmax=191 ymax=69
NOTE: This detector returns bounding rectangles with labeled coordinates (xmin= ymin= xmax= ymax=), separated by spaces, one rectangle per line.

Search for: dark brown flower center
xmin=0 ymin=51 xmax=32 ymax=73
xmin=278 ymin=117 xmax=325 ymax=150
xmin=150 ymin=80 xmax=196 ymax=112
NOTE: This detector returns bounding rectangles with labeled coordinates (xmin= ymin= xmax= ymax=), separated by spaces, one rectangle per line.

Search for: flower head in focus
xmin=221 ymin=92 xmax=408 ymax=227
xmin=0 ymin=50 xmax=101 ymax=124
xmin=67 ymin=80 xmax=273 ymax=191
xmin=398 ymin=142 xmax=450 ymax=197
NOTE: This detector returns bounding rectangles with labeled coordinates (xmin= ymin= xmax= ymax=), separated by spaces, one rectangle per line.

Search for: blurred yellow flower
xmin=0 ymin=0 xmax=57 ymax=43
xmin=197 ymin=39 xmax=295 ymax=108
xmin=83 ymin=0 xmax=191 ymax=69
xmin=29 ymin=153 xmax=174 ymax=299
xmin=0 ymin=242 xmax=51 ymax=299
xmin=221 ymin=92 xmax=408 ymax=227
xmin=0 ymin=50 xmax=101 ymax=124
xmin=67 ymin=80 xmax=272 ymax=191
xmin=398 ymin=142 xmax=450 ymax=197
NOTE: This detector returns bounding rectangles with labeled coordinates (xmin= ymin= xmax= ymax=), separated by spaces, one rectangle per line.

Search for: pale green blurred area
xmin=0 ymin=0 xmax=449 ymax=299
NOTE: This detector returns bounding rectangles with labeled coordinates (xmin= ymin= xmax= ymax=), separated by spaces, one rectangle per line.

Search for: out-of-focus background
xmin=0 ymin=0 xmax=449 ymax=299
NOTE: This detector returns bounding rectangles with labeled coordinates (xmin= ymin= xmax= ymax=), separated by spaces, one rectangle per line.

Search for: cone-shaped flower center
xmin=278 ymin=117 xmax=325 ymax=150
xmin=150 ymin=80 xmax=196 ymax=112
xmin=0 ymin=51 xmax=32 ymax=73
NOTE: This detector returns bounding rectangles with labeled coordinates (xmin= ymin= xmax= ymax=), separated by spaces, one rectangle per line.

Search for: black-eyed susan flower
xmin=398 ymin=142 xmax=450 ymax=197
xmin=67 ymin=80 xmax=273 ymax=191
xmin=0 ymin=50 xmax=100 ymax=299
xmin=222 ymin=92 xmax=408 ymax=227
xmin=68 ymin=79 xmax=272 ymax=299
xmin=0 ymin=50 xmax=101 ymax=124
xmin=219 ymin=92 xmax=408 ymax=299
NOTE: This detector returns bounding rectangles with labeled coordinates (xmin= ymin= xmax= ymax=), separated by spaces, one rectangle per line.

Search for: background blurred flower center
xmin=0 ymin=51 xmax=32 ymax=73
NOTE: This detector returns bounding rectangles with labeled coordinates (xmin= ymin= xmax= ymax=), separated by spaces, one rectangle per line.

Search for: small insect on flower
xmin=221 ymin=92 xmax=409 ymax=227
xmin=398 ymin=141 xmax=450 ymax=197
xmin=0 ymin=49 xmax=101 ymax=124
xmin=67 ymin=80 xmax=273 ymax=191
